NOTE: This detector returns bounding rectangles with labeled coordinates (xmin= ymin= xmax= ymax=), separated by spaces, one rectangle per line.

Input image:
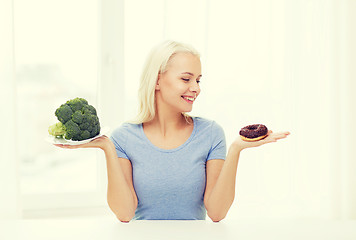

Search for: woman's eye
xmin=182 ymin=78 xmax=200 ymax=84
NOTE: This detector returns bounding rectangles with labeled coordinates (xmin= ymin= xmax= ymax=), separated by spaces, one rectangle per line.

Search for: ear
xmin=155 ymin=73 xmax=161 ymax=90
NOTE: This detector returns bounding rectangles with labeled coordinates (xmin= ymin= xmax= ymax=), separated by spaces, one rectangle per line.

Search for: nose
xmin=189 ymin=81 xmax=200 ymax=94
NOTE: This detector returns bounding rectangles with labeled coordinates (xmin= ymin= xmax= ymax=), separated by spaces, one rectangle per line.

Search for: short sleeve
xmin=207 ymin=121 xmax=226 ymax=161
xmin=109 ymin=124 xmax=129 ymax=160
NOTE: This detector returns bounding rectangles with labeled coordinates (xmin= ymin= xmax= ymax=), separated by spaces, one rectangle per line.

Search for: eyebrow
xmin=181 ymin=72 xmax=202 ymax=77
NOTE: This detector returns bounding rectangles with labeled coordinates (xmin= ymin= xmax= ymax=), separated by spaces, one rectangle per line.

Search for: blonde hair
xmin=128 ymin=40 xmax=201 ymax=124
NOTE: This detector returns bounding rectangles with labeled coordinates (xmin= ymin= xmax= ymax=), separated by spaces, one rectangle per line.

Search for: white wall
xmin=332 ymin=0 xmax=356 ymax=219
xmin=1 ymin=0 xmax=355 ymax=220
xmin=0 ymin=0 xmax=21 ymax=219
xmin=123 ymin=0 xmax=356 ymax=220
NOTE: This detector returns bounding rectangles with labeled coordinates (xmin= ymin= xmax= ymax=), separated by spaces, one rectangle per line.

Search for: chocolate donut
xmin=239 ymin=124 xmax=268 ymax=142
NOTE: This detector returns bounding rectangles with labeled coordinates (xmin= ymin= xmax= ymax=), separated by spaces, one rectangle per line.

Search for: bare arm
xmin=55 ymin=136 xmax=138 ymax=222
xmin=103 ymin=142 xmax=138 ymax=222
xmin=204 ymin=130 xmax=290 ymax=222
xmin=204 ymin=147 xmax=240 ymax=222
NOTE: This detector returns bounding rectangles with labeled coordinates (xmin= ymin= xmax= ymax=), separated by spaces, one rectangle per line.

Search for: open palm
xmin=233 ymin=130 xmax=290 ymax=151
xmin=54 ymin=135 xmax=110 ymax=150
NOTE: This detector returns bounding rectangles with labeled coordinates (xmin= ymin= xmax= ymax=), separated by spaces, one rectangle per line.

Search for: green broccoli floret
xmin=55 ymin=104 xmax=73 ymax=123
xmin=48 ymin=122 xmax=66 ymax=138
xmin=48 ymin=97 xmax=101 ymax=141
xmin=64 ymin=119 xmax=81 ymax=140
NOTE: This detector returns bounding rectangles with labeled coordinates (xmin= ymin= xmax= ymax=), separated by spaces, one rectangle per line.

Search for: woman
xmin=56 ymin=40 xmax=290 ymax=222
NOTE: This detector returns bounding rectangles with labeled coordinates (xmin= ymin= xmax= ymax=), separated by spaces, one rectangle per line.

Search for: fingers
xmin=264 ymin=131 xmax=290 ymax=143
xmin=54 ymin=144 xmax=69 ymax=148
xmin=273 ymin=131 xmax=290 ymax=139
xmin=54 ymin=144 xmax=66 ymax=148
xmin=53 ymin=144 xmax=81 ymax=149
xmin=258 ymin=131 xmax=289 ymax=145
xmin=53 ymin=138 xmax=103 ymax=149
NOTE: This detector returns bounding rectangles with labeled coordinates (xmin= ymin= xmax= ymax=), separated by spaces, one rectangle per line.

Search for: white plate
xmin=46 ymin=126 xmax=110 ymax=145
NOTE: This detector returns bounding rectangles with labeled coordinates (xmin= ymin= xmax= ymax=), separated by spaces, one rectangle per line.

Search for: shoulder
xmin=193 ymin=116 xmax=224 ymax=132
xmin=193 ymin=117 xmax=226 ymax=159
xmin=110 ymin=122 xmax=141 ymax=142
xmin=192 ymin=116 xmax=225 ymax=144
xmin=112 ymin=122 xmax=140 ymax=133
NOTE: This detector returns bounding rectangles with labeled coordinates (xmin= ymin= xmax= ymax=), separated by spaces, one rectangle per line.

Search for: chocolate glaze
xmin=239 ymin=124 xmax=268 ymax=139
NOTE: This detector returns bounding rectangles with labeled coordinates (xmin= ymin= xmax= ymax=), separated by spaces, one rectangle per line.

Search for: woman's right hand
xmin=54 ymin=135 xmax=113 ymax=151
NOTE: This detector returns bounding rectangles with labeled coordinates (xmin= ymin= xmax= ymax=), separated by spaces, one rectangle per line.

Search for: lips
xmin=181 ymin=95 xmax=195 ymax=103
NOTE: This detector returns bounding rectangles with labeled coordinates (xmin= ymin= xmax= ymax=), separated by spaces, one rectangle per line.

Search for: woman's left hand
xmin=232 ymin=130 xmax=290 ymax=152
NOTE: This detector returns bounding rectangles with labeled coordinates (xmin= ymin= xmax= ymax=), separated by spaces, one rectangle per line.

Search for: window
xmin=15 ymin=0 xmax=99 ymax=195
xmin=13 ymin=0 xmax=125 ymax=214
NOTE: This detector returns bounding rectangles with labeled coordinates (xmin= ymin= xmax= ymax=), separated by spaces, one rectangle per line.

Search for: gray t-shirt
xmin=110 ymin=116 xmax=226 ymax=220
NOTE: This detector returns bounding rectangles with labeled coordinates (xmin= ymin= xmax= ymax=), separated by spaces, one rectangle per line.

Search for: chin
xmin=181 ymin=106 xmax=193 ymax=113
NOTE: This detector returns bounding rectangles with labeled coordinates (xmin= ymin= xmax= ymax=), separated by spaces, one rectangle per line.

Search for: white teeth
xmin=183 ymin=96 xmax=194 ymax=101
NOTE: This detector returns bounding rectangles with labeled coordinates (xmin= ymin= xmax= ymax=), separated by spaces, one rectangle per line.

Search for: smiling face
xmin=155 ymin=52 xmax=202 ymax=113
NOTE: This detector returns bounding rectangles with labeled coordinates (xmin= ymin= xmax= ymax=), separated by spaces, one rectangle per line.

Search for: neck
xmin=144 ymin=93 xmax=193 ymax=137
xmin=145 ymin=97 xmax=192 ymax=137
xmin=148 ymin=111 xmax=186 ymax=137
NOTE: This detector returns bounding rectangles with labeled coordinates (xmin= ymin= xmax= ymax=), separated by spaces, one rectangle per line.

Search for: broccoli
xmin=48 ymin=122 xmax=66 ymax=138
xmin=48 ymin=97 xmax=101 ymax=141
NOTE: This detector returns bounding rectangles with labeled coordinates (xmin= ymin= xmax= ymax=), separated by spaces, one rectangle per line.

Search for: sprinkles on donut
xmin=239 ymin=124 xmax=268 ymax=142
